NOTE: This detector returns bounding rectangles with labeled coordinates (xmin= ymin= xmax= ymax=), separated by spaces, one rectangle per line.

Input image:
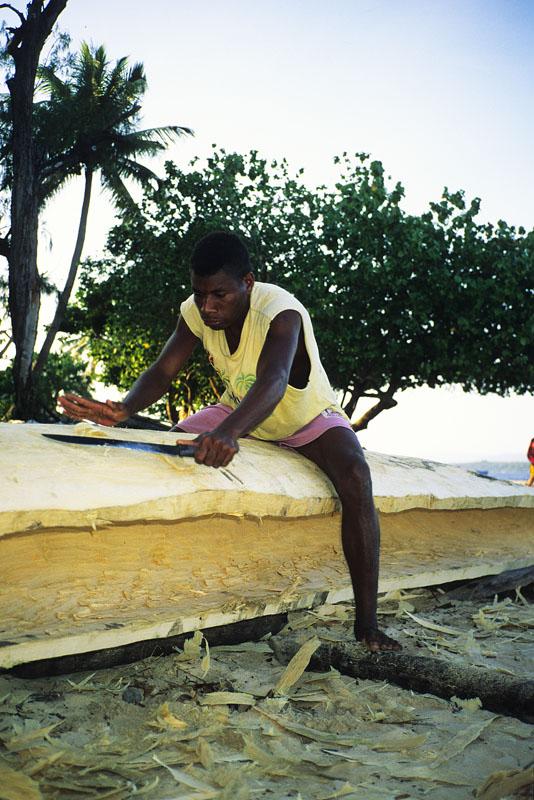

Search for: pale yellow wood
xmin=1 ymin=422 xmax=533 ymax=669
xmin=2 ymin=423 xmax=532 ymax=539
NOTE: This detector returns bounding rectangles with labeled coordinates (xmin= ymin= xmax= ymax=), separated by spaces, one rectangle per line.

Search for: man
xmin=60 ymin=231 xmax=400 ymax=652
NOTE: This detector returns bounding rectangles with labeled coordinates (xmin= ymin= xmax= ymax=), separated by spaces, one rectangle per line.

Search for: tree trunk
xmin=7 ymin=65 xmax=41 ymax=417
xmin=350 ymin=380 xmax=401 ymax=431
xmin=33 ymin=168 xmax=93 ymax=378
xmin=341 ymin=380 xmax=367 ymax=420
xmin=6 ymin=0 xmax=68 ymax=419
xmin=352 ymin=392 xmax=398 ymax=431
xmin=271 ymin=632 xmax=534 ymax=723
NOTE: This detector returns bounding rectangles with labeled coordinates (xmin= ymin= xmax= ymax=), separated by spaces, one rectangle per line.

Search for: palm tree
xmin=32 ymin=42 xmax=192 ymax=377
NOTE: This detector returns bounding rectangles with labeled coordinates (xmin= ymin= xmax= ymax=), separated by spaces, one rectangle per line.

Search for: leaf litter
xmin=0 ymin=589 xmax=532 ymax=798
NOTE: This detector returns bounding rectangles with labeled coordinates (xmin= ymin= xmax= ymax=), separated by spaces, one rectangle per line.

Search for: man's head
xmin=190 ymin=231 xmax=254 ymax=330
xmin=191 ymin=231 xmax=251 ymax=279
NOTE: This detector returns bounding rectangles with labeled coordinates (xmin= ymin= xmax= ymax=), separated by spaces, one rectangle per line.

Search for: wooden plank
xmin=1 ymin=422 xmax=533 ymax=669
xmin=2 ymin=423 xmax=533 ymax=539
xmin=1 ymin=507 xmax=532 ymax=669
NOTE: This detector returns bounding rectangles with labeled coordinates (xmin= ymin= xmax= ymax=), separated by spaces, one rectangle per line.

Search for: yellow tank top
xmin=180 ymin=282 xmax=345 ymax=440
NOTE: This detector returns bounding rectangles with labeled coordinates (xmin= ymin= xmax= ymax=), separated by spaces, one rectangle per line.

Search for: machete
xmin=42 ymin=433 xmax=197 ymax=458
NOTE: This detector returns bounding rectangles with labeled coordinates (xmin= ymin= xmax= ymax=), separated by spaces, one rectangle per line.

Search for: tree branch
xmin=342 ymin=379 xmax=368 ymax=420
xmin=0 ymin=235 xmax=10 ymax=259
xmin=7 ymin=0 xmax=68 ymax=58
xmin=0 ymin=4 xmax=25 ymax=24
xmin=351 ymin=380 xmax=401 ymax=431
xmin=0 ymin=333 xmax=13 ymax=359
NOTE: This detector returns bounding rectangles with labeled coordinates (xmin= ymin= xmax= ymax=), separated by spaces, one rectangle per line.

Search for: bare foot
xmin=356 ymin=626 xmax=402 ymax=653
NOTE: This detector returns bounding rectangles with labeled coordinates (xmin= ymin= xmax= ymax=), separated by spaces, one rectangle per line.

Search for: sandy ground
xmin=0 ymin=587 xmax=533 ymax=800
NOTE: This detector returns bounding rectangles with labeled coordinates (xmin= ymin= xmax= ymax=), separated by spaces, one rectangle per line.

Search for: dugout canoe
xmin=1 ymin=421 xmax=533 ymax=670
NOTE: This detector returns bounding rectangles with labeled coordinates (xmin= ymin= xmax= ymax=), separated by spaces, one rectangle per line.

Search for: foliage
xmin=0 ymin=21 xmax=190 ymax=418
xmin=34 ymin=42 xmax=191 ymax=208
xmin=31 ymin=42 xmax=192 ymax=380
xmin=0 ymin=25 xmax=73 ymax=197
xmin=72 ymin=149 xmax=321 ymax=420
xmin=72 ymin=149 xmax=534 ymax=427
xmin=0 ymin=349 xmax=91 ymax=421
xmin=424 ymin=197 xmax=533 ymax=397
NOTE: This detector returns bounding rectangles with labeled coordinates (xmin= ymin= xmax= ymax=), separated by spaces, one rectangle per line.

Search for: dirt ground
xmin=0 ymin=586 xmax=533 ymax=800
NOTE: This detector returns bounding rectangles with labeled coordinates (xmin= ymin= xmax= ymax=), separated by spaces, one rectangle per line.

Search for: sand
xmin=0 ymin=586 xmax=532 ymax=800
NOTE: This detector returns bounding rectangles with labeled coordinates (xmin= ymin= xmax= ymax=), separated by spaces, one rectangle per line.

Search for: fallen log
xmin=270 ymin=632 xmax=534 ymax=723
xmin=9 ymin=613 xmax=287 ymax=679
xmin=441 ymin=565 xmax=534 ymax=602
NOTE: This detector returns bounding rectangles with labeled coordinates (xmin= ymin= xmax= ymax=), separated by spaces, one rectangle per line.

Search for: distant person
xmin=526 ymin=437 xmax=534 ymax=487
xmin=59 ymin=230 xmax=401 ymax=653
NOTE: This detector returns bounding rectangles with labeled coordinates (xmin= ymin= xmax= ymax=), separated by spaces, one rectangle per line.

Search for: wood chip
xmin=403 ymin=611 xmax=463 ymax=636
xmin=198 ymin=692 xmax=256 ymax=706
xmin=0 ymin=763 xmax=43 ymax=800
xmin=152 ymin=754 xmax=218 ymax=795
xmin=274 ymin=635 xmax=320 ymax=696
xmin=475 ymin=765 xmax=534 ymax=800
xmin=431 ymin=717 xmax=497 ymax=766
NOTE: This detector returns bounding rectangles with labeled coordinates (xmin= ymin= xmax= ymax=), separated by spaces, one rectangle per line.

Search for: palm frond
xmin=99 ymin=169 xmax=137 ymax=210
xmin=107 ymin=136 xmax=164 ymax=159
xmin=36 ymin=65 xmax=71 ymax=99
xmin=110 ymin=157 xmax=160 ymax=186
xmin=134 ymin=124 xmax=193 ymax=143
xmin=34 ymin=41 xmax=193 ymax=208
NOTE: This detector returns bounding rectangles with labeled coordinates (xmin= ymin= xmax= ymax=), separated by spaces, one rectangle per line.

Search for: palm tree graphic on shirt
xmin=207 ymin=352 xmax=255 ymax=400
xmin=235 ymin=373 xmax=256 ymax=396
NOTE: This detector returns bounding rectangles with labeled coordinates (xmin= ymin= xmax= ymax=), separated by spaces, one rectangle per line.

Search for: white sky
xmin=4 ymin=0 xmax=532 ymax=462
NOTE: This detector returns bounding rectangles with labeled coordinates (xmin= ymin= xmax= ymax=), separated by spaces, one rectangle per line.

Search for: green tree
xmin=423 ymin=194 xmax=533 ymax=397
xmin=71 ymin=149 xmax=320 ymax=422
xmin=32 ymin=43 xmax=191 ymax=379
xmin=0 ymin=348 xmax=90 ymax=420
xmin=300 ymin=159 xmax=533 ymax=428
xmin=72 ymin=149 xmax=534 ymax=428
xmin=0 ymin=30 xmax=191 ymax=419
xmin=304 ymin=156 xmax=461 ymax=428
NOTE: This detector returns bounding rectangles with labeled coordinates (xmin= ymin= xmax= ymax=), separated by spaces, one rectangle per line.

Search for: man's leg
xmin=295 ymin=426 xmax=400 ymax=652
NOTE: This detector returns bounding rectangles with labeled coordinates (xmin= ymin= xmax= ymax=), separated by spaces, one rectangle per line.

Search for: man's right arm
xmin=58 ymin=316 xmax=199 ymax=426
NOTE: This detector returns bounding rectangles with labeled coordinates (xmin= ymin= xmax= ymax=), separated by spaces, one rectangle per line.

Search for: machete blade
xmin=42 ymin=432 xmax=196 ymax=458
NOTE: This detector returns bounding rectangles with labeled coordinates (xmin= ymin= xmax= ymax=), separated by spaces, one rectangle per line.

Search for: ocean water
xmin=454 ymin=461 xmax=529 ymax=482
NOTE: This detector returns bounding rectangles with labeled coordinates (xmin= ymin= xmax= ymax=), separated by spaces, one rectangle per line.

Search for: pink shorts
xmin=172 ymin=403 xmax=353 ymax=449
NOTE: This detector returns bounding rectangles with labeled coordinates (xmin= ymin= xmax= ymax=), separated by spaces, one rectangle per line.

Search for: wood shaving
xmin=0 ymin=762 xmax=43 ymax=800
xmin=73 ymin=422 xmax=110 ymax=437
xmin=149 ymin=702 xmax=188 ymax=730
xmin=274 ymin=636 xmax=320 ymax=696
xmin=403 ymin=610 xmax=464 ymax=636
xmin=152 ymin=755 xmax=218 ymax=795
xmin=475 ymin=765 xmax=534 ymax=800
xmin=198 ymin=692 xmax=256 ymax=706
xmin=431 ymin=717 xmax=497 ymax=766
xmin=450 ymin=696 xmax=483 ymax=712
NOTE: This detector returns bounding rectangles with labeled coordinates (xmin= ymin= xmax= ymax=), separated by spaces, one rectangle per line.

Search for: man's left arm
xmin=183 ymin=310 xmax=302 ymax=467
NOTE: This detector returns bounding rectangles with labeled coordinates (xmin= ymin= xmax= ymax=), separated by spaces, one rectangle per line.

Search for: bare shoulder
xmin=268 ymin=308 xmax=302 ymax=337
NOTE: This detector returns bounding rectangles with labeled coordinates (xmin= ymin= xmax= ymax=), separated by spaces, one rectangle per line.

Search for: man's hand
xmin=58 ymin=393 xmax=130 ymax=427
xmin=176 ymin=430 xmax=239 ymax=468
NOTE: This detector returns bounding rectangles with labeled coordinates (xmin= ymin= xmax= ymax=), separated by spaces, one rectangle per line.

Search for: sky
xmin=3 ymin=0 xmax=533 ymax=462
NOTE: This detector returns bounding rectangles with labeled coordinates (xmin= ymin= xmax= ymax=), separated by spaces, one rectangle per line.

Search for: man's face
xmin=191 ymin=269 xmax=254 ymax=330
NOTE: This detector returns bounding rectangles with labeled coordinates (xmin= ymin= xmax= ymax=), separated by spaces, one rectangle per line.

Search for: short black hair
xmin=190 ymin=231 xmax=251 ymax=279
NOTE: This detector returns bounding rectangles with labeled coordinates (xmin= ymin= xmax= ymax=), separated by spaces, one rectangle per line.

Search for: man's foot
xmin=355 ymin=626 xmax=402 ymax=653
